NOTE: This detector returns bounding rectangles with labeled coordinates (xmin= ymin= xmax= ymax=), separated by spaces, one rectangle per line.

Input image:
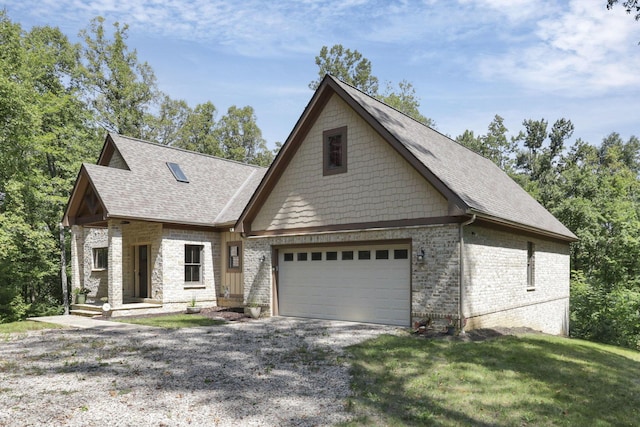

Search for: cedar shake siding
xmin=252 ymin=94 xmax=448 ymax=231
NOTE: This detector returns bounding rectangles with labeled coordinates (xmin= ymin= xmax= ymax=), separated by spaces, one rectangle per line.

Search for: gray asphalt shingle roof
xmin=84 ymin=134 xmax=266 ymax=227
xmin=330 ymin=76 xmax=576 ymax=240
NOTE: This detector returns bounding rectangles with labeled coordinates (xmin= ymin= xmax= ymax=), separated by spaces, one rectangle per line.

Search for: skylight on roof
xmin=166 ymin=162 xmax=189 ymax=183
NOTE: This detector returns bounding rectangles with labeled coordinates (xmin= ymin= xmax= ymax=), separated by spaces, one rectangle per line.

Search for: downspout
xmin=459 ymin=214 xmax=476 ymax=334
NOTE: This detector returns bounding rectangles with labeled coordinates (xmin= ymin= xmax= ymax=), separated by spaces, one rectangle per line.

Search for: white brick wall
xmin=160 ymin=227 xmax=219 ymax=306
xmin=252 ymin=94 xmax=448 ymax=231
xmin=243 ymin=224 xmax=461 ymax=320
xmin=74 ymin=221 xmax=220 ymax=311
xmin=243 ymin=223 xmax=571 ymax=335
xmin=462 ymin=225 xmax=570 ymax=335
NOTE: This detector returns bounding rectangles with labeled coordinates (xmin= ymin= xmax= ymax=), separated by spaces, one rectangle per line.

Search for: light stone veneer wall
xmin=252 ymin=94 xmax=448 ymax=231
xmin=243 ymin=224 xmax=461 ymax=324
xmin=71 ymin=226 xmax=108 ymax=302
xmin=161 ymin=227 xmax=219 ymax=307
xmin=462 ymin=225 xmax=570 ymax=335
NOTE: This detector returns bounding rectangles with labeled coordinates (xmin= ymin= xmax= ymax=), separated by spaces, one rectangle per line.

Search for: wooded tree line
xmin=0 ymin=12 xmax=273 ymax=321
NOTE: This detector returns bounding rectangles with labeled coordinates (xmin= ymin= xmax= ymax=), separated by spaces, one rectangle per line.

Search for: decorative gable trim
xmin=62 ymin=165 xmax=108 ymax=226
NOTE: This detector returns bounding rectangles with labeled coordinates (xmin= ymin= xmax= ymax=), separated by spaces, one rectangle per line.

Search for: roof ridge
xmin=109 ymin=133 xmax=268 ymax=170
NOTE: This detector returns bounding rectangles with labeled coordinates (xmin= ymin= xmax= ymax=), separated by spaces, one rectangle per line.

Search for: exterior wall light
xmin=416 ymin=248 xmax=425 ymax=263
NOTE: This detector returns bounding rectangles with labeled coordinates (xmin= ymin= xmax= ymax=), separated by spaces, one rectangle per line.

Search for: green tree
xmin=380 ymin=80 xmax=434 ymax=127
xmin=309 ymin=44 xmax=378 ymax=95
xmin=178 ymin=101 xmax=220 ymax=156
xmin=0 ymin=12 xmax=101 ymax=322
xmin=79 ymin=16 xmax=159 ymax=137
xmin=142 ymin=94 xmax=191 ymax=146
xmin=216 ymin=105 xmax=272 ymax=166
xmin=456 ymin=115 xmax=513 ymax=170
xmin=310 ymin=44 xmax=433 ymax=126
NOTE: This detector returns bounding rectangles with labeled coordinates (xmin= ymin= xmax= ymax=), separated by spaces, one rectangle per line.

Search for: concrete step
xmin=70 ymin=309 xmax=102 ymax=318
xmin=70 ymin=304 xmax=103 ymax=317
xmin=71 ymin=303 xmax=102 ymax=312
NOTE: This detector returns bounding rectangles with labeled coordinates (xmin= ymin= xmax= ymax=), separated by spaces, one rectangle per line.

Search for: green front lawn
xmin=343 ymin=333 xmax=640 ymax=426
xmin=0 ymin=321 xmax=63 ymax=335
xmin=113 ymin=314 xmax=225 ymax=329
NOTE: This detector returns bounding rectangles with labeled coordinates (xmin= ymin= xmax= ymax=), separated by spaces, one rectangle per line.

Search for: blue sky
xmin=5 ymin=0 xmax=640 ymax=150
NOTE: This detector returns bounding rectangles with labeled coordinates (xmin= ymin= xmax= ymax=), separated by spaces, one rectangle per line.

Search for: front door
xmin=136 ymin=245 xmax=150 ymax=299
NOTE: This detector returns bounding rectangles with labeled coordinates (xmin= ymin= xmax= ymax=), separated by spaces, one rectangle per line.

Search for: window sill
xmin=184 ymin=284 xmax=205 ymax=289
xmin=92 ymin=268 xmax=107 ymax=272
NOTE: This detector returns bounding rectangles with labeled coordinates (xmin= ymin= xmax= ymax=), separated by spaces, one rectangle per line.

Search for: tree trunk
xmin=59 ymin=223 xmax=69 ymax=315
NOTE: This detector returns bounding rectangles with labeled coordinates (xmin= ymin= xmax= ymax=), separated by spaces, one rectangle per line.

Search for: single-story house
xmin=62 ymin=133 xmax=266 ymax=315
xmin=64 ymin=75 xmax=576 ymax=334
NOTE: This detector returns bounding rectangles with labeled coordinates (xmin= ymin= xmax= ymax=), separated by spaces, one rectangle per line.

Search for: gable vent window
xmin=323 ymin=126 xmax=347 ymax=175
xmin=167 ymin=162 xmax=189 ymax=183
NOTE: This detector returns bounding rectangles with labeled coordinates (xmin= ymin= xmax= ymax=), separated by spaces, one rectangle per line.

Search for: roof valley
xmin=214 ymin=169 xmax=260 ymax=226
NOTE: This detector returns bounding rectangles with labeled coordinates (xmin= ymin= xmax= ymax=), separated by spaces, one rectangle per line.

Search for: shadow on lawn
xmin=344 ymin=332 xmax=640 ymax=426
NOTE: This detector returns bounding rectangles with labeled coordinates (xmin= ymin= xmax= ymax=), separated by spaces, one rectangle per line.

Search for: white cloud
xmin=477 ymin=0 xmax=640 ymax=96
xmin=459 ymin=0 xmax=552 ymax=24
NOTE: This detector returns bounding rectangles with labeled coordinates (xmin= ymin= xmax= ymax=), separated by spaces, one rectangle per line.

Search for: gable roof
xmin=63 ymin=133 xmax=266 ymax=228
xmin=236 ymin=75 xmax=577 ymax=241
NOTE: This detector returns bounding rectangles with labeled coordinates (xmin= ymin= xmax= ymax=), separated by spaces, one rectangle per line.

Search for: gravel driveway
xmin=0 ymin=317 xmax=400 ymax=426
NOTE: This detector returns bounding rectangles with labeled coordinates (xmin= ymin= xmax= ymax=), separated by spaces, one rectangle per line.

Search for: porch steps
xmin=70 ymin=302 xmax=164 ymax=318
xmin=70 ymin=304 xmax=103 ymax=318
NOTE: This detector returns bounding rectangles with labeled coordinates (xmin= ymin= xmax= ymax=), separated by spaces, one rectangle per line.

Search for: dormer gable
xmin=97 ymin=133 xmax=130 ymax=170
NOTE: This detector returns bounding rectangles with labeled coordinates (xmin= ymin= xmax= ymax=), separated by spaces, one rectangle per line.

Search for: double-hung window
xmin=185 ymin=245 xmax=203 ymax=283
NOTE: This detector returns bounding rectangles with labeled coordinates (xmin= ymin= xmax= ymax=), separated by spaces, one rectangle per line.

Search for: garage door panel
xmin=279 ymin=244 xmax=410 ymax=326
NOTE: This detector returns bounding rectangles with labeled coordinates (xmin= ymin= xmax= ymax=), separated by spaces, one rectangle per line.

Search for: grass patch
xmin=113 ymin=314 xmax=225 ymax=329
xmin=343 ymin=333 xmax=640 ymax=426
xmin=0 ymin=320 xmax=63 ymax=335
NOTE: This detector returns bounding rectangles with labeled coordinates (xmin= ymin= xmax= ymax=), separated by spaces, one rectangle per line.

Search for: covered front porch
xmin=69 ymin=219 xmax=166 ymax=311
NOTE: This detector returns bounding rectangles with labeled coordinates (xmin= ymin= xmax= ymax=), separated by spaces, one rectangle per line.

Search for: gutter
xmin=459 ymin=214 xmax=476 ymax=334
xmin=467 ymin=208 xmax=578 ymax=242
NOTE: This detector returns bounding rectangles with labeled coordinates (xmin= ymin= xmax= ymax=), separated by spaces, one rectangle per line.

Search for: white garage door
xmin=278 ymin=243 xmax=410 ymax=326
